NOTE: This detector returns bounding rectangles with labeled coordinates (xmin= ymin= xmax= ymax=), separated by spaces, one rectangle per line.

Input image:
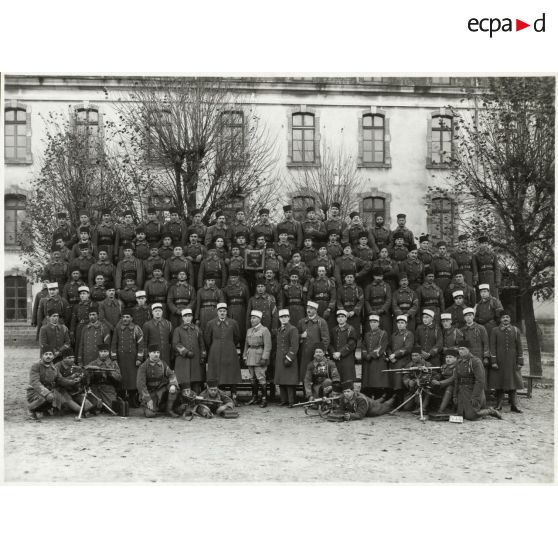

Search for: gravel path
xmin=4 ymin=347 xmax=554 ymax=483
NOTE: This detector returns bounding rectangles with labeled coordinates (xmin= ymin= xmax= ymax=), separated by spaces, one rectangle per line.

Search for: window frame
xmin=4 ymin=275 xmax=29 ymax=322
xmin=292 ymin=194 xmax=317 ymax=222
xmin=287 ymin=106 xmax=321 ymax=168
xmin=4 ymin=194 xmax=27 ymax=248
xmin=219 ymin=110 xmax=247 ymax=167
xmin=357 ymin=109 xmax=391 ymax=168
xmin=4 ymin=102 xmax=33 ymax=165
xmin=72 ymin=104 xmax=103 ymax=161
xmin=426 ymin=110 xmax=455 ymax=169
xmin=426 ymin=194 xmax=457 ymax=246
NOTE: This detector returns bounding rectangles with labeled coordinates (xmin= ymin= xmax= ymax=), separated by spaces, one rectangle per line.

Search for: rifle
xmin=292 ymin=396 xmax=341 ymax=408
xmin=194 ymin=396 xmax=226 ymax=406
xmin=383 ymin=366 xmax=442 ymax=373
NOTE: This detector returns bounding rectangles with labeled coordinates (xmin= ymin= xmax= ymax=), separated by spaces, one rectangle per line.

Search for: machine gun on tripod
xmin=383 ymin=366 xmax=442 ymax=422
xmin=74 ymin=365 xmax=120 ymax=421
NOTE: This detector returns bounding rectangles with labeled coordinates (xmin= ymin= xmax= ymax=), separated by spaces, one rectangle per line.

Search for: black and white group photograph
xmin=2 ymin=73 xmax=554 ymax=483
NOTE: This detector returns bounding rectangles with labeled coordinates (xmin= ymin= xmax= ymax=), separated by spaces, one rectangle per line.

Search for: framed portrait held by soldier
xmin=245 ymin=249 xmax=265 ymax=271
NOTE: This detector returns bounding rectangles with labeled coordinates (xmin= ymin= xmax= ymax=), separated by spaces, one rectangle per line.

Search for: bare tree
xmin=431 ymin=76 xmax=555 ymax=377
xmin=114 ymin=77 xmax=280 ymax=222
xmin=283 ymin=140 xmax=365 ymax=220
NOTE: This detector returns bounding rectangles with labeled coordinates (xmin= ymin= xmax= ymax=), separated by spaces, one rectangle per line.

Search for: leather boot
xmin=247 ymin=382 xmax=258 ymax=405
xmin=166 ymin=392 xmax=179 ymax=418
xmin=495 ymin=390 xmax=504 ymax=411
xmin=259 ymin=383 xmax=267 ymax=408
xmin=509 ymin=390 xmax=523 ymax=413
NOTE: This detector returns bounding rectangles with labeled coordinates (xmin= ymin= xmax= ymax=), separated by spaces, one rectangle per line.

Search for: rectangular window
xmin=292 ymin=113 xmax=315 ymax=163
xmin=362 ymin=115 xmax=385 ymax=164
xmin=5 ymin=276 xmax=28 ymax=321
xmin=4 ymin=195 xmax=26 ymax=246
xmin=221 ymin=111 xmax=245 ymax=165
xmin=292 ymin=195 xmax=315 ymax=222
xmin=75 ymin=108 xmax=100 ymax=160
xmin=429 ymin=197 xmax=455 ymax=245
xmin=431 ymin=115 xmax=453 ymax=165
xmin=5 ymin=108 xmax=29 ymax=162
xmin=362 ymin=196 xmax=385 ymax=227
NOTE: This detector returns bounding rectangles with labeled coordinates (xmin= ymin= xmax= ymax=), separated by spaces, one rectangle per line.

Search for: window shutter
xmin=384 ymin=115 xmax=391 ymax=166
xmin=25 ymin=105 xmax=33 ymax=164
xmin=313 ymin=112 xmax=320 ymax=165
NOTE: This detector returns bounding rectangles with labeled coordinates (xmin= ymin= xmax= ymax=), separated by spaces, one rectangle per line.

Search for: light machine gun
xmin=292 ymin=395 xmax=341 ymax=418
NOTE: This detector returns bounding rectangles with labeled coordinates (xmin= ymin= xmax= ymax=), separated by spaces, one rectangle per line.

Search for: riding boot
xmin=509 ymin=390 xmax=523 ymax=413
xmin=438 ymin=389 xmax=452 ymax=413
xmin=247 ymin=382 xmax=258 ymax=405
xmin=495 ymin=389 xmax=504 ymax=411
xmin=259 ymin=383 xmax=268 ymax=408
xmin=166 ymin=392 xmax=179 ymax=418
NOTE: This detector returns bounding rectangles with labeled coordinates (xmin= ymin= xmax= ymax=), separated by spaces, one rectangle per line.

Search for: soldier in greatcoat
xmin=336 ymin=272 xmax=364 ymax=336
xmin=489 ymin=313 xmax=524 ymax=413
xmin=275 ymin=204 xmax=303 ymax=250
xmin=204 ymin=303 xmax=242 ymax=402
xmin=62 ymin=268 xmax=85 ymax=319
xmin=387 ymin=315 xmax=414 ymax=396
xmin=430 ymin=348 xmax=459 ymax=414
xmin=43 ymin=250 xmax=69 ymax=292
xmin=204 ymin=212 xmax=232 ymax=249
xmin=451 ymin=234 xmax=477 ymax=288
xmin=303 ymin=343 xmax=340 ymax=400
xmin=195 ymin=278 xmax=224 ymax=332
xmin=142 ymin=303 xmax=173 ymax=367
xmin=473 ymin=236 xmax=501 ymax=297
xmin=361 ymin=314 xmax=390 ymax=398
xmin=446 ymin=290 xmax=467 ymax=328
xmin=167 ymin=270 xmax=196 ymax=329
xmin=184 ymin=232 xmax=207 ymax=289
xmin=84 ymin=343 xmax=122 ymax=412
xmin=92 ymin=210 xmax=116 ymax=262
xmin=37 ymin=282 xmax=70 ymax=329
xmin=144 ymin=263 xmax=169 ymax=317
xmin=162 ymin=207 xmax=188 ymax=246
xmin=114 ymin=209 xmax=136 ymax=261
xmin=251 ymin=208 xmax=275 ymax=246
xmin=78 ymin=305 xmax=111 ymax=366
xmin=461 ymin=308 xmax=490 ymax=365
xmin=453 ymin=340 xmax=502 ymax=421
xmin=274 ymin=309 xmax=300 ymax=406
xmin=98 ymin=286 xmax=122 ymax=332
xmin=54 ymin=347 xmax=94 ymax=415
xmin=343 ymin=212 xmax=372 ymax=248
xmin=39 ymin=309 xmax=71 ymax=362
xmin=416 ymin=269 xmax=445 ymax=324
xmin=364 ymin=267 xmax=392 ymax=335
xmin=198 ymin=248 xmax=227 ymax=289
xmin=398 ymin=248 xmax=425 ymax=292
xmin=134 ymin=227 xmax=151 ymax=261
xmin=115 ymin=243 xmax=144 ymax=290
xmin=390 ymin=213 xmax=415 ymax=250
xmin=186 ymin=210 xmax=207 ymax=248
xmin=440 ymin=312 xmax=464 ymax=351
xmin=223 ymin=269 xmax=250 ymax=349
xmin=244 ymin=310 xmax=272 ymax=407
xmin=70 ymin=286 xmax=93 ymax=353
xmin=229 ymin=209 xmax=251 ymax=248
xmin=431 ymin=241 xmax=458 ymax=294
xmin=247 ymin=280 xmax=278 ymax=334
xmin=371 ymin=215 xmax=391 ymax=252
xmin=144 ymin=245 xmax=166 ymax=281
xmin=374 ymin=247 xmax=399 ymax=292
xmin=195 ymin=379 xmax=235 ymax=418
xmin=445 ymin=271 xmax=476 ymax=308
xmin=137 ymin=344 xmax=179 ymax=418
xmin=323 ymin=202 xmax=347 ymax=243
xmin=390 ymin=232 xmax=409 ymax=264
xmin=281 ymin=271 xmax=306 ymax=327
xmin=417 ymin=235 xmax=434 ymax=267
xmin=110 ymin=309 xmax=144 ymax=405
xmin=130 ymin=291 xmax=152 ymax=329
xmin=328 ymin=309 xmax=358 ymax=383
xmin=475 ymin=284 xmax=504 ymax=339
xmin=415 ymin=309 xmax=443 ymax=367
xmin=391 ymin=273 xmax=419 ymax=332
xmin=297 ymin=301 xmax=330 ymax=384
xmin=88 ymin=248 xmax=115 ymax=287
xmin=142 ymin=207 xmax=163 ymax=249
xmin=307 ymin=266 xmax=337 ymax=331
xmin=164 ymin=245 xmax=194 ymax=286
xmin=172 ymin=308 xmax=206 ymax=394
xmin=301 ymin=206 xmax=327 ymax=246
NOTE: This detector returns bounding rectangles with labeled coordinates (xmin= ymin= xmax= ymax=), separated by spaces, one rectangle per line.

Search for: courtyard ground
xmin=3 ymin=346 xmax=554 ymax=483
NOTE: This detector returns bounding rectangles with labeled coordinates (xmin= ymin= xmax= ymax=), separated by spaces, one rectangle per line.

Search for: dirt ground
xmin=3 ymin=346 xmax=555 ymax=483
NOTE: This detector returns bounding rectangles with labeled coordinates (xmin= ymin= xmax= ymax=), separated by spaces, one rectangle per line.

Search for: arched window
xmin=220 ymin=110 xmax=245 ymax=165
xmin=75 ymin=107 xmax=101 ymax=159
xmin=428 ymin=114 xmax=454 ymax=166
xmin=5 ymin=276 xmax=28 ymax=321
xmin=362 ymin=114 xmax=385 ymax=164
xmin=292 ymin=112 xmax=316 ymax=163
xmin=5 ymin=104 xmax=32 ymax=163
xmin=4 ymin=194 xmax=26 ymax=247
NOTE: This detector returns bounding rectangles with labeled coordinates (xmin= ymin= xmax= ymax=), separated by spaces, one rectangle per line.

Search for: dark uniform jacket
xmin=275 ymin=218 xmax=303 ymax=249
xmin=137 ymin=359 xmax=178 ymax=401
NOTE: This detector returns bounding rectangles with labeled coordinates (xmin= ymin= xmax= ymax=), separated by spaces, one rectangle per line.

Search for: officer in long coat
xmin=328 ymin=310 xmax=358 ymax=382
xmin=388 ymin=315 xmax=414 ymax=394
xmin=297 ymin=301 xmax=330 ymax=383
xmin=172 ymin=308 xmax=206 ymax=394
xmin=110 ymin=309 xmax=144 ymax=404
xmin=274 ymin=309 xmax=300 ymax=406
xmin=78 ymin=306 xmax=111 ymax=366
xmin=142 ymin=303 xmax=173 ymax=366
xmin=204 ymin=303 xmax=242 ymax=399
xmin=361 ymin=314 xmax=390 ymax=398
xmin=453 ymin=340 xmax=502 ymax=421
xmin=489 ymin=313 xmax=524 ymax=412
xmin=98 ymin=287 xmax=122 ymax=332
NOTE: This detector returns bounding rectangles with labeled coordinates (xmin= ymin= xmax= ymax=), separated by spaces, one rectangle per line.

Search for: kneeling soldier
xmin=54 ymin=347 xmax=94 ymax=416
xmin=85 ymin=343 xmax=122 ymax=412
xmin=27 ymin=346 xmax=84 ymax=419
xmin=196 ymin=379 xmax=236 ymax=418
xmin=137 ymin=344 xmax=179 ymax=417
xmin=430 ymin=348 xmax=459 ymax=413
xmin=244 ymin=309 xmax=272 ymax=407
xmin=303 ymin=343 xmax=340 ymax=400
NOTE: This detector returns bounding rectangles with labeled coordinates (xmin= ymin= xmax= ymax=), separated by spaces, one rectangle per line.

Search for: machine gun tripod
xmin=74 ymin=365 xmax=121 ymax=421
xmin=383 ymin=366 xmax=441 ymax=422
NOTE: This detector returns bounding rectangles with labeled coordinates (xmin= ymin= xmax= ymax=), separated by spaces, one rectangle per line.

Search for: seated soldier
xmin=303 ymin=343 xmax=340 ymax=401
xmin=430 ymin=348 xmax=459 ymax=414
xmin=26 ymin=346 xmax=84 ymax=419
xmin=137 ymin=344 xmax=179 ymax=418
xmin=332 ymin=380 xmax=396 ymax=422
xmin=54 ymin=347 xmax=94 ymax=416
xmin=195 ymin=379 xmax=236 ymax=418
xmin=84 ymin=343 xmax=122 ymax=413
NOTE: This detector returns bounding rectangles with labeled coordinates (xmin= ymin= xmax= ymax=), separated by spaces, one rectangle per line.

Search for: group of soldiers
xmin=27 ymin=203 xmax=525 ymax=421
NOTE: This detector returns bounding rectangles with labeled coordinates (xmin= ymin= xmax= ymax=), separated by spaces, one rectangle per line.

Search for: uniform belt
xmin=202 ymin=302 xmax=217 ymax=307
xmin=248 ymin=345 xmax=264 ymax=348
xmin=458 ymin=378 xmax=475 ymax=385
xmin=175 ymin=299 xmax=190 ymax=304
xmin=229 ymin=298 xmax=243 ymax=304
xmin=437 ymin=272 xmax=451 ymax=277
xmin=315 ymin=293 xmax=330 ymax=299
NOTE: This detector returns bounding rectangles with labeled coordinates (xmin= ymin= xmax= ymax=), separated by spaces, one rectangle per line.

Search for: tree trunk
xmin=520 ymin=290 xmax=543 ymax=377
